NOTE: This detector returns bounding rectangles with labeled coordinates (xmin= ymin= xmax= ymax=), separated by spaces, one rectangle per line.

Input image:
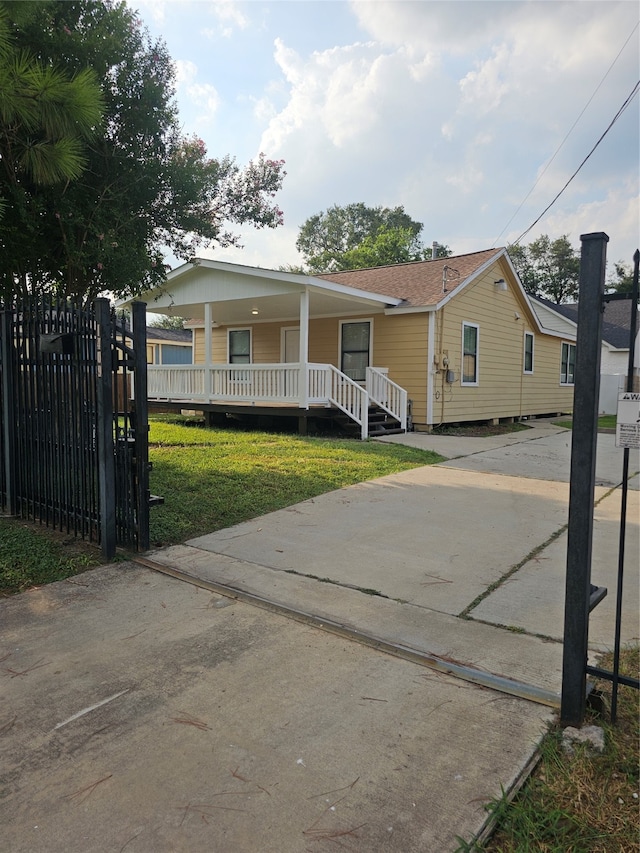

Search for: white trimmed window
xmin=340 ymin=320 xmax=371 ymax=382
xmin=461 ymin=322 xmax=479 ymax=385
xmin=228 ymin=328 xmax=251 ymax=364
xmin=560 ymin=341 xmax=576 ymax=385
xmin=524 ymin=332 xmax=534 ymax=374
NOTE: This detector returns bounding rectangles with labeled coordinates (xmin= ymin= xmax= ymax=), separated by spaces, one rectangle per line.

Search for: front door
xmin=283 ymin=327 xmax=300 ymax=363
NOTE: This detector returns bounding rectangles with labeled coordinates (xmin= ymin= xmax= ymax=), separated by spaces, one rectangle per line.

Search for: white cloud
xmin=129 ymin=0 xmax=167 ymax=26
xmin=175 ymin=59 xmax=198 ymax=86
xmin=203 ymin=0 xmax=250 ymax=39
xmin=520 ymin=183 xmax=640 ymax=267
xmin=175 ymin=60 xmax=221 ymax=122
xmin=140 ymin=1 xmax=638 ymax=273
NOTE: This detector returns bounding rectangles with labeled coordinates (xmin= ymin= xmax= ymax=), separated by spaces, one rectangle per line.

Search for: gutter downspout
xmin=427 ymin=311 xmax=435 ymax=429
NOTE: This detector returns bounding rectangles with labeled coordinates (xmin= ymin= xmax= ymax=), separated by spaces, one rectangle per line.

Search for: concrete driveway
xmin=1 ymin=420 xmax=637 ymax=852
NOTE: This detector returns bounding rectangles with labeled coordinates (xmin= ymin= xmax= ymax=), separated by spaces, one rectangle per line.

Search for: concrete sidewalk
xmin=1 ymin=421 xmax=638 ymax=852
xmin=1 ymin=564 xmax=555 ymax=853
xmin=150 ymin=425 xmax=638 ymax=699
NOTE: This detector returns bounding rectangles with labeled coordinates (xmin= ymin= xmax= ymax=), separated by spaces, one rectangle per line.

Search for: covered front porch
xmin=126 ymin=258 xmax=410 ymax=439
xmin=146 ymin=362 xmax=408 ymax=439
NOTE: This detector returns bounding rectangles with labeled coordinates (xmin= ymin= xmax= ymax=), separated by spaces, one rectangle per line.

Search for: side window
xmin=524 ymin=332 xmax=534 ymax=374
xmin=341 ymin=321 xmax=371 ymax=382
xmin=228 ymin=329 xmax=251 ymax=364
xmin=560 ymin=341 xmax=576 ymax=385
xmin=461 ymin=322 xmax=479 ymax=385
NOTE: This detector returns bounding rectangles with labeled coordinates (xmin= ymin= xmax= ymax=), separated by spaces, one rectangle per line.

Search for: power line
xmin=512 ymin=78 xmax=639 ymax=247
xmin=492 ymin=21 xmax=640 ymax=247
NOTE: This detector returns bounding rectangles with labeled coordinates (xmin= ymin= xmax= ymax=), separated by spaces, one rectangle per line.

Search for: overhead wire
xmin=512 ymin=78 xmax=639 ymax=246
xmin=492 ymin=21 xmax=640 ymax=247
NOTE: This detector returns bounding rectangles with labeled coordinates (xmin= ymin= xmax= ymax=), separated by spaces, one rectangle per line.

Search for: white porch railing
xmin=146 ymin=363 xmax=407 ymax=439
xmin=367 ymin=367 xmax=408 ymax=431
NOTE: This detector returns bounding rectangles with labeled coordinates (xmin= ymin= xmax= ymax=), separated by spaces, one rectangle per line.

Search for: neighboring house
xmin=123 ymin=249 xmax=576 ymax=437
xmin=146 ymin=326 xmax=193 ymax=365
xmin=530 ymin=296 xmax=639 ymax=413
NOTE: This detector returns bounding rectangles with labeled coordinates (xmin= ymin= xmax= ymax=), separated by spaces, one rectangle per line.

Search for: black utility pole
xmin=560 ymin=232 xmax=608 ymax=727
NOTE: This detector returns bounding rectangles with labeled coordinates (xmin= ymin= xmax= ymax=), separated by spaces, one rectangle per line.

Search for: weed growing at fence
xmin=148 ymin=419 xmax=443 ymax=546
xmin=457 ymin=645 xmax=639 ymax=852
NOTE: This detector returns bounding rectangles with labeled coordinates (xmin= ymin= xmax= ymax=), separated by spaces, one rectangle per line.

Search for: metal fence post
xmin=1 ymin=309 xmax=17 ymax=515
xmin=131 ymin=301 xmax=150 ymax=551
xmin=95 ymin=298 xmax=116 ymax=560
xmin=560 ymin=232 xmax=608 ymax=727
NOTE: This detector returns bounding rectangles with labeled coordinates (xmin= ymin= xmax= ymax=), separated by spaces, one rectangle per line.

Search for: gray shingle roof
xmin=146 ymin=327 xmax=192 ymax=344
xmin=541 ymin=299 xmax=634 ymax=350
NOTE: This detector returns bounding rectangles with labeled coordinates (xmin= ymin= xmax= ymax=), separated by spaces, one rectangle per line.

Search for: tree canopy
xmin=606 ymin=260 xmax=636 ymax=295
xmin=0 ymin=0 xmax=286 ymax=303
xmin=295 ymin=203 xmax=449 ymax=273
xmin=508 ymin=235 xmax=580 ymax=304
xmin=0 ymin=2 xmax=103 ymax=190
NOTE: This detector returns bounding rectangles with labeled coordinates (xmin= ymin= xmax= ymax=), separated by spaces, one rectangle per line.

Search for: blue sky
xmin=132 ymin=0 xmax=639 ymax=275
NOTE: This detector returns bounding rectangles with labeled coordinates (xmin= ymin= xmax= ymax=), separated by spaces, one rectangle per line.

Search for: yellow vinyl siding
xmin=434 ymin=262 xmax=573 ymax=423
xmin=372 ymin=313 xmax=429 ymax=423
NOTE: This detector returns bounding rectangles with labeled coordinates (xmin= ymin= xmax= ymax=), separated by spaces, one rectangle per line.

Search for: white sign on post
xmin=616 ymin=391 xmax=640 ymax=449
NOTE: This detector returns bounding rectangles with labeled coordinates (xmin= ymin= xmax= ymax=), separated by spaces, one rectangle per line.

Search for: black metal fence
xmin=561 ymin=240 xmax=639 ymax=726
xmin=0 ymin=297 xmax=149 ymax=557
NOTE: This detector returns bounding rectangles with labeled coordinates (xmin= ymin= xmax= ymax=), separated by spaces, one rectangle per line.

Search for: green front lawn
xmin=553 ymin=415 xmax=617 ymax=431
xmin=0 ymin=417 xmax=443 ymax=594
xmin=147 ymin=417 xmax=443 ymax=546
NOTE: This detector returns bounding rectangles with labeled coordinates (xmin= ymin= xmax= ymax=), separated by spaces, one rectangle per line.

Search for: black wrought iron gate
xmin=0 ymin=297 xmax=149 ymax=558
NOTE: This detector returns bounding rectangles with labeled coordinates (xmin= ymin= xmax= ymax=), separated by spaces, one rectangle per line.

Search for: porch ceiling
xmin=166 ymin=289 xmax=393 ymax=325
xmin=128 ymin=259 xmax=399 ymax=325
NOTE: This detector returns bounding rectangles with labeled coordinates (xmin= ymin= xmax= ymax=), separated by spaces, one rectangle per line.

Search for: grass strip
xmin=553 ymin=415 xmax=617 ymax=431
xmin=0 ymin=519 xmax=101 ymax=596
xmin=456 ymin=645 xmax=639 ymax=853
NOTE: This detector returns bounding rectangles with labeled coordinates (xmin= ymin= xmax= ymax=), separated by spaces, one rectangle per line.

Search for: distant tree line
xmin=508 ymin=235 xmax=635 ymax=303
xmin=287 ymin=203 xmax=451 ymax=274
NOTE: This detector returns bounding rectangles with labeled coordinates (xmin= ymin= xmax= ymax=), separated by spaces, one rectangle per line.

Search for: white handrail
xmin=367 ymin=367 xmax=408 ymax=430
xmin=327 ymin=365 xmax=369 ymax=440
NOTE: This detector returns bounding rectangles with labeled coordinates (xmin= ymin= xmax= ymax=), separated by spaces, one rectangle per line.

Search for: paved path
xmin=1 ymin=420 xmax=637 ymax=852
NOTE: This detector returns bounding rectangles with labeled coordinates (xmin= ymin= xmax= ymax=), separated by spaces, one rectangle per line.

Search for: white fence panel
xmin=599 ymin=374 xmax=625 ymax=415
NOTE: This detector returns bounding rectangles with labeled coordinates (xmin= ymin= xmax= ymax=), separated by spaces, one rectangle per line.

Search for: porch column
xmin=204 ymin=302 xmax=212 ymax=398
xmin=299 ymin=288 xmax=309 ymax=408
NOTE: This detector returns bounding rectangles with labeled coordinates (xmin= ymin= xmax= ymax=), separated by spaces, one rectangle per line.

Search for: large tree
xmin=0 ymin=2 xmax=103 ymax=209
xmin=295 ymin=203 xmax=447 ymax=273
xmin=508 ymin=235 xmax=580 ymax=304
xmin=0 ymin=1 xmax=286 ymax=303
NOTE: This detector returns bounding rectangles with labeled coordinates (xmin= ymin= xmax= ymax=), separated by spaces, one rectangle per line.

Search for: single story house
xmin=124 ymin=248 xmax=576 ymax=437
xmin=530 ymin=296 xmax=639 ymax=414
xmin=146 ymin=326 xmax=193 ymax=365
